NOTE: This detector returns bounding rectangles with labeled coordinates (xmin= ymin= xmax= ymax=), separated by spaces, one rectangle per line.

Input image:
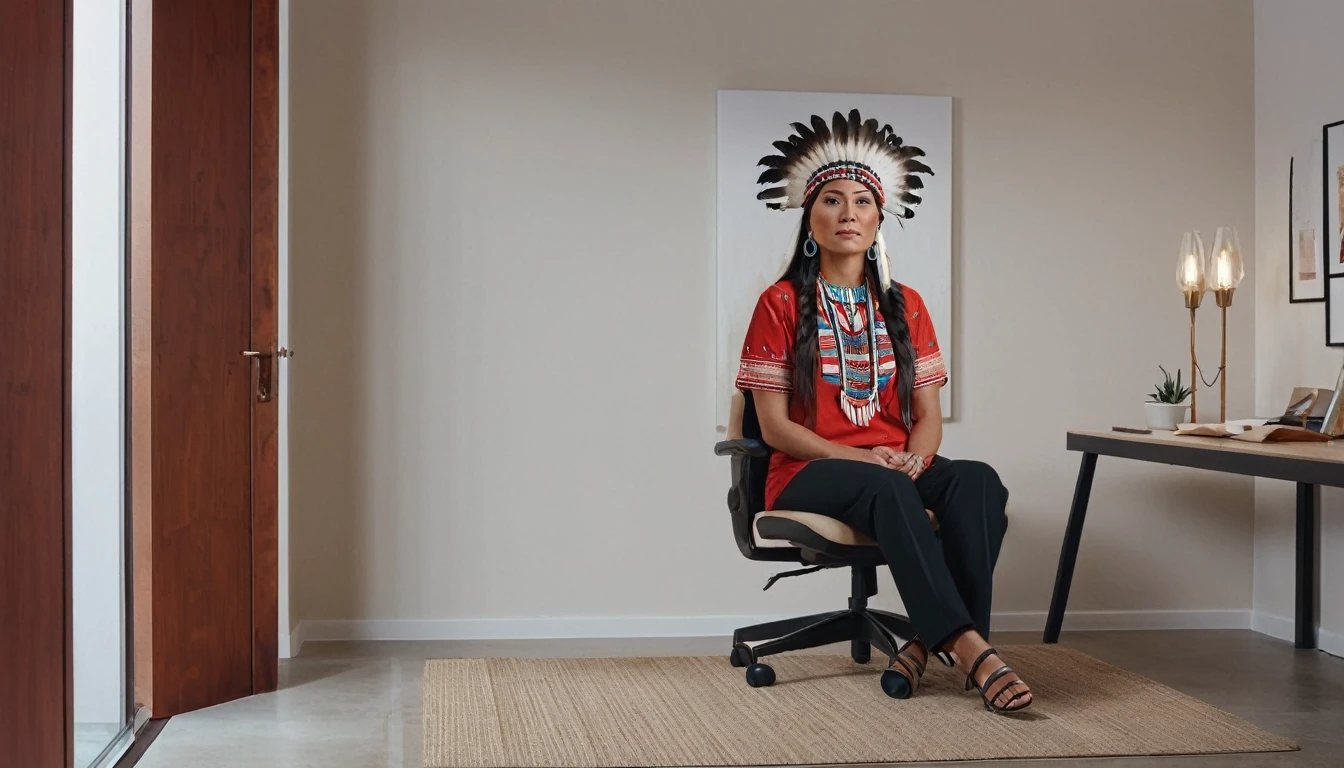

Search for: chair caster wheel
xmin=851 ymin=646 xmax=871 ymax=664
xmin=880 ymin=669 xmax=913 ymax=699
xmin=745 ymin=663 xmax=776 ymax=688
xmin=730 ymin=646 xmax=752 ymax=668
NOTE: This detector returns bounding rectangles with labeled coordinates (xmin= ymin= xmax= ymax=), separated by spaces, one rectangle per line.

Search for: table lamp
xmin=1209 ymin=226 xmax=1244 ymax=421
xmin=1176 ymin=231 xmax=1207 ymax=421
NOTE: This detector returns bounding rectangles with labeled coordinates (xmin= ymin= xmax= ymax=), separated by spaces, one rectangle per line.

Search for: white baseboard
xmin=280 ymin=621 xmax=307 ymax=659
xmin=285 ymin=609 xmax=1255 ymax=655
xmin=1251 ymin=610 xmax=1295 ymax=642
xmin=1322 ymin=628 xmax=1343 ymax=657
xmin=297 ymin=615 xmax=801 ymax=646
xmin=1251 ymin=610 xmax=1344 ymax=657
xmin=992 ymin=609 xmax=1250 ymax=633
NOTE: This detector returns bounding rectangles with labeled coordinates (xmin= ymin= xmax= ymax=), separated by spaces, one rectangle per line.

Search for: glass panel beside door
xmin=72 ymin=0 xmax=133 ymax=765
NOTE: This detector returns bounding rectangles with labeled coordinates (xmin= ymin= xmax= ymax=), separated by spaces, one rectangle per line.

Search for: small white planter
xmin=1144 ymin=401 xmax=1190 ymax=431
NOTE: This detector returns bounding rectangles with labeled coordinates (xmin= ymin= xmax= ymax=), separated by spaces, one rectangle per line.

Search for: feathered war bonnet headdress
xmin=755 ymin=108 xmax=934 ymax=287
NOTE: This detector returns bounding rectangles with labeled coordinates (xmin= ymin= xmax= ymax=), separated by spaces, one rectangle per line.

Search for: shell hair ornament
xmin=755 ymin=108 xmax=935 ymax=288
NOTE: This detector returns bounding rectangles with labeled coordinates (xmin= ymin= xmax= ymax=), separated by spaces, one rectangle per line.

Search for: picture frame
xmin=1324 ymin=120 xmax=1344 ymax=345
xmin=1328 ymin=276 xmax=1344 ymax=347
xmin=1320 ymin=357 xmax=1344 ymax=437
xmin=1290 ymin=150 xmax=1325 ymax=303
xmin=714 ymin=89 xmax=954 ymax=426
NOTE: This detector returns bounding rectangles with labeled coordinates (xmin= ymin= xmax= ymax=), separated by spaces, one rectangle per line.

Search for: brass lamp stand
xmin=1209 ymin=226 xmax=1244 ymax=422
xmin=1177 ymin=227 xmax=1244 ymax=423
xmin=1183 ymin=287 xmax=1202 ymax=422
xmin=1214 ymin=287 xmax=1233 ymax=422
xmin=1177 ymin=231 xmax=1207 ymax=423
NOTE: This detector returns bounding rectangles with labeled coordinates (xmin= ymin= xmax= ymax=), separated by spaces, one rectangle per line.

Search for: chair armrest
xmin=714 ymin=438 xmax=767 ymax=457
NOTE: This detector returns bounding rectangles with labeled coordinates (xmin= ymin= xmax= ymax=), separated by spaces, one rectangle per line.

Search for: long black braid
xmin=865 ymin=257 xmax=916 ymax=429
xmin=789 ymin=249 xmax=822 ymax=427
xmin=780 ymin=204 xmax=917 ymax=429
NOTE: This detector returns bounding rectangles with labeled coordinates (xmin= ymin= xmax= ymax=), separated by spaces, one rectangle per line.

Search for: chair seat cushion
xmin=753 ymin=511 xmax=876 ymax=548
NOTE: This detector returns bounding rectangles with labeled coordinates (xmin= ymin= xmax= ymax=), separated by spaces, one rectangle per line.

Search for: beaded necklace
xmin=818 ymin=275 xmax=882 ymax=426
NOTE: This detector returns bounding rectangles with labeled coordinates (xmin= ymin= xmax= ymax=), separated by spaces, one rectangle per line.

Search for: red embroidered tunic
xmin=734 ymin=279 xmax=948 ymax=510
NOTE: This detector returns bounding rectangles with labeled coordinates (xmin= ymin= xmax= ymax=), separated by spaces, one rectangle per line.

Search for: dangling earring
xmin=866 ymin=243 xmax=879 ymax=261
xmin=804 ymin=233 xmax=818 ymax=258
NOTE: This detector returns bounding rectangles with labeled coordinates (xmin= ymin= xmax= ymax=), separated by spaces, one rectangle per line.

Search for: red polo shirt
xmin=734 ymin=279 xmax=948 ymax=510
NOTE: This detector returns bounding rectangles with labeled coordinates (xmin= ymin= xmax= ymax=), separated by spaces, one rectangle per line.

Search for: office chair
xmin=715 ymin=390 xmax=939 ymax=698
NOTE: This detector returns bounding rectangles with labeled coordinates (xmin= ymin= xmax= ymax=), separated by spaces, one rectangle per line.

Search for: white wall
xmin=1253 ymin=0 xmax=1344 ymax=656
xmin=72 ymin=0 xmax=127 ymax=725
xmin=287 ymin=0 xmax=1256 ymax=643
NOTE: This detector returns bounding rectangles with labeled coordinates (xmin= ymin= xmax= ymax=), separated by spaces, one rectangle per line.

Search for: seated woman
xmin=735 ymin=110 xmax=1030 ymax=714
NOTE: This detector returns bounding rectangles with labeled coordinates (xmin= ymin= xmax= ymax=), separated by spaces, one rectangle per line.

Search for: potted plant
xmin=1145 ymin=365 xmax=1192 ymax=430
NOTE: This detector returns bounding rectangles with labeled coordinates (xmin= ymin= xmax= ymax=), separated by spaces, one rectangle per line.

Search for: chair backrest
xmin=723 ymin=391 xmax=796 ymax=562
xmin=727 ymin=389 xmax=768 ymax=506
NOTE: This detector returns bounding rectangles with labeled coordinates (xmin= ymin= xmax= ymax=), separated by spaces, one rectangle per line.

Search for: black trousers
xmin=775 ymin=456 xmax=1009 ymax=654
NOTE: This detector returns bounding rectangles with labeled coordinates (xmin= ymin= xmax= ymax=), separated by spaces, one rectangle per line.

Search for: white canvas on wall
xmin=714 ymin=89 xmax=953 ymax=429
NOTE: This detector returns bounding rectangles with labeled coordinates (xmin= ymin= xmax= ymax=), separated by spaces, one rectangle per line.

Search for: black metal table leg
xmin=1044 ymin=452 xmax=1098 ymax=643
xmin=1296 ymin=482 xmax=1317 ymax=650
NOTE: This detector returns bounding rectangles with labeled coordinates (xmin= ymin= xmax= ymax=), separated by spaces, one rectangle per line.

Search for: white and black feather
xmin=756 ymin=108 xmax=935 ymax=223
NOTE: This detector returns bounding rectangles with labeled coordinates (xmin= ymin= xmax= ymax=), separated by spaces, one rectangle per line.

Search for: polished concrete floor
xmin=134 ymin=630 xmax=1344 ymax=767
xmin=76 ymin=722 xmax=126 ymax=768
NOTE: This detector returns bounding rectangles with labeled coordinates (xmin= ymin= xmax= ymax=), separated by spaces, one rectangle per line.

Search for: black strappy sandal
xmin=965 ymin=647 xmax=1033 ymax=713
xmin=880 ymin=638 xmax=928 ymax=700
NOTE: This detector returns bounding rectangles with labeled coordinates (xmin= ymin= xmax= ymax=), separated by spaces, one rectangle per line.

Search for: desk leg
xmin=1044 ymin=452 xmax=1097 ymax=643
xmin=1296 ymin=482 xmax=1317 ymax=650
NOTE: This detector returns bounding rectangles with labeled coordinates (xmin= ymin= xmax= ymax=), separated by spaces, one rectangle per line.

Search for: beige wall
xmin=287 ymin=0 xmax=1256 ymax=640
xmin=1253 ymin=0 xmax=1344 ymax=655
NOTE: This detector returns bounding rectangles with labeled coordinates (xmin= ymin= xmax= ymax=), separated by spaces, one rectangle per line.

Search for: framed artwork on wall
xmin=1290 ymin=146 xmax=1325 ymax=302
xmin=1324 ymin=120 xmax=1344 ymax=345
xmin=714 ymin=89 xmax=953 ymax=426
xmin=1329 ymin=277 xmax=1344 ymax=346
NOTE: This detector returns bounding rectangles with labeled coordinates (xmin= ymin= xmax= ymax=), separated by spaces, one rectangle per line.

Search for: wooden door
xmin=0 ymin=0 xmax=278 ymax=755
xmin=130 ymin=0 xmax=279 ymax=717
xmin=1 ymin=0 xmax=73 ymax=763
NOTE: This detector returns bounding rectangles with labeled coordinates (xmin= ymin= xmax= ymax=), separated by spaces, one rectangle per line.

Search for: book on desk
xmin=1173 ymin=421 xmax=1333 ymax=443
xmin=1124 ymin=386 xmax=1344 ymax=443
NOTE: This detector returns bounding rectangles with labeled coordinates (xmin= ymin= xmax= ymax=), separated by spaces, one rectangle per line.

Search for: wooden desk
xmin=1045 ymin=429 xmax=1344 ymax=649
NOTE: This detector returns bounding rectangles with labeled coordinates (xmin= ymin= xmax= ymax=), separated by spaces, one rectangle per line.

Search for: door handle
xmin=242 ymin=347 xmax=293 ymax=358
xmin=241 ymin=347 xmax=293 ymax=401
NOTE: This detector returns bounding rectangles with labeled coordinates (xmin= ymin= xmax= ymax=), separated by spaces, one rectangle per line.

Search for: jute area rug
xmin=422 ymin=644 xmax=1296 ymax=767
